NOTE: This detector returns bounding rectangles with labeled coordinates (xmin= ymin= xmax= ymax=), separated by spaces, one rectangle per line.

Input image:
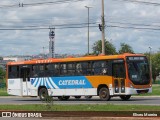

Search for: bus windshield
xmin=127 ymin=57 xmax=150 ymax=85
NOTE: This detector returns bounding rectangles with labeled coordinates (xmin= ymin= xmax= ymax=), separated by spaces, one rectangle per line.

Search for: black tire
xmin=58 ymin=96 xmax=70 ymax=101
xmin=39 ymin=88 xmax=48 ymax=101
xmin=99 ymin=87 xmax=110 ymax=101
xmin=85 ymin=96 xmax=92 ymax=99
xmin=75 ymin=96 xmax=81 ymax=99
xmin=120 ymin=95 xmax=131 ymax=101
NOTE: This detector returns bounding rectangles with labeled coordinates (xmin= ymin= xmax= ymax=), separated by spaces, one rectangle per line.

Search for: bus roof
xmin=7 ymin=53 xmax=145 ymax=66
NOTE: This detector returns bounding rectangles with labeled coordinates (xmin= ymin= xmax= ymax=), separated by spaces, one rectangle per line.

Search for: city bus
xmin=6 ymin=53 xmax=152 ymax=101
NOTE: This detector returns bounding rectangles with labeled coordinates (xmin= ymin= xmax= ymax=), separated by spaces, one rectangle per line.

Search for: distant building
xmin=0 ymin=57 xmax=25 ymax=70
xmin=3 ymin=57 xmax=25 ymax=62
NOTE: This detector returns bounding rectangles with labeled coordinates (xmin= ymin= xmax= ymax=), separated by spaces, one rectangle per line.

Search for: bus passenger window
xmin=81 ymin=62 xmax=88 ymax=75
xmin=68 ymin=63 xmax=75 ymax=76
xmin=76 ymin=63 xmax=83 ymax=75
xmin=54 ymin=64 xmax=60 ymax=76
xmin=92 ymin=61 xmax=108 ymax=75
xmin=60 ymin=64 xmax=67 ymax=76
xmin=93 ymin=61 xmax=101 ymax=75
xmin=39 ymin=64 xmax=45 ymax=77
xmin=32 ymin=65 xmax=38 ymax=77
xmin=8 ymin=66 xmax=19 ymax=78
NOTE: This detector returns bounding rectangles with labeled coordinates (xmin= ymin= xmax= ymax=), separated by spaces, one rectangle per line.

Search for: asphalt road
xmin=0 ymin=96 xmax=160 ymax=105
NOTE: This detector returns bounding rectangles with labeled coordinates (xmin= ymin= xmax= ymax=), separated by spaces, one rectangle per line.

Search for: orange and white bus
xmin=6 ymin=53 xmax=152 ymax=101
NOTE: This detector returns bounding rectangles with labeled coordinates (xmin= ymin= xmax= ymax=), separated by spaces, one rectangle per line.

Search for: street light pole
xmin=149 ymin=46 xmax=153 ymax=82
xmin=43 ymin=46 xmax=45 ymax=59
xmin=85 ymin=6 xmax=92 ymax=55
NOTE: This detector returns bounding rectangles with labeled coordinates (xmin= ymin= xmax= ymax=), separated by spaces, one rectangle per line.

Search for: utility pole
xmin=101 ymin=0 xmax=105 ymax=55
xmin=149 ymin=46 xmax=153 ymax=82
xmin=85 ymin=6 xmax=92 ymax=55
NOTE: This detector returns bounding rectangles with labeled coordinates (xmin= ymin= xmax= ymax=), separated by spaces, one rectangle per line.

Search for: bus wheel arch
xmin=97 ymin=84 xmax=111 ymax=101
xmin=38 ymin=86 xmax=48 ymax=101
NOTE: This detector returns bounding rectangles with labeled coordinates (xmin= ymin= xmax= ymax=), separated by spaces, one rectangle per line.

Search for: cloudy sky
xmin=0 ymin=0 xmax=160 ymax=56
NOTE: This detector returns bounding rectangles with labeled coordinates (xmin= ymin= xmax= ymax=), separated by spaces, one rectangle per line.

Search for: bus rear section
xmin=7 ymin=66 xmax=32 ymax=96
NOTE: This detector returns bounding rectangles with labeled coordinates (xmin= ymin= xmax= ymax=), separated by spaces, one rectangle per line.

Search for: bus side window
xmin=32 ymin=65 xmax=38 ymax=77
xmin=60 ymin=63 xmax=67 ymax=76
xmin=93 ymin=61 xmax=101 ymax=75
xmin=102 ymin=61 xmax=108 ymax=75
xmin=68 ymin=63 xmax=75 ymax=76
xmin=81 ymin=62 xmax=88 ymax=75
xmin=45 ymin=64 xmax=51 ymax=77
xmin=81 ymin=62 xmax=93 ymax=75
xmin=8 ymin=66 xmax=12 ymax=78
xmin=92 ymin=61 xmax=108 ymax=75
xmin=54 ymin=64 xmax=60 ymax=76
xmin=76 ymin=63 xmax=83 ymax=75
xmin=8 ymin=66 xmax=19 ymax=78
xmin=39 ymin=64 xmax=45 ymax=77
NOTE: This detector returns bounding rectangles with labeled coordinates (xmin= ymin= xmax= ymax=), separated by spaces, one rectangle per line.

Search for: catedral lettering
xmin=59 ymin=80 xmax=86 ymax=85
xmin=6 ymin=53 xmax=152 ymax=101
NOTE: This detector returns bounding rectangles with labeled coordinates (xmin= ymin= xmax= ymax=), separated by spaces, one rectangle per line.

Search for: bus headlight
xmin=115 ymin=87 xmax=119 ymax=93
xmin=129 ymin=83 xmax=133 ymax=88
xmin=114 ymin=80 xmax=119 ymax=93
xmin=121 ymin=86 xmax=125 ymax=93
xmin=121 ymin=79 xmax=125 ymax=93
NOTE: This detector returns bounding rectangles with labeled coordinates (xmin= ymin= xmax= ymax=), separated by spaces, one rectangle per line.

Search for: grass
xmin=0 ymin=88 xmax=8 ymax=96
xmin=0 ymin=104 xmax=160 ymax=111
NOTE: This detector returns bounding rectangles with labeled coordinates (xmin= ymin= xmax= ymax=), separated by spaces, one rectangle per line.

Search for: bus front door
xmin=20 ymin=68 xmax=31 ymax=96
xmin=112 ymin=62 xmax=126 ymax=94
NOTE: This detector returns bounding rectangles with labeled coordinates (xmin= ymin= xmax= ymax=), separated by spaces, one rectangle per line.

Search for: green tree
xmin=151 ymin=52 xmax=160 ymax=83
xmin=92 ymin=40 xmax=117 ymax=55
xmin=119 ymin=43 xmax=134 ymax=54
xmin=0 ymin=67 xmax=6 ymax=82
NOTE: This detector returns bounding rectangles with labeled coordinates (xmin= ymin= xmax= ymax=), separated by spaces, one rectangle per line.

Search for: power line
xmin=24 ymin=0 xmax=86 ymax=6
xmin=1 ymin=18 xmax=160 ymax=31
xmin=0 ymin=0 xmax=87 ymax=8
xmin=1 ymin=24 xmax=160 ymax=31
xmin=107 ymin=21 xmax=160 ymax=28
xmin=113 ymin=0 xmax=160 ymax=6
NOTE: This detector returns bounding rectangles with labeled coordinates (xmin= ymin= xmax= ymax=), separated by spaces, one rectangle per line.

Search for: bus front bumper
xmin=125 ymin=87 xmax=152 ymax=95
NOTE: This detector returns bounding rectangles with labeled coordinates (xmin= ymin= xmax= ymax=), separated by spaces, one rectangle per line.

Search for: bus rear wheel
xmin=120 ymin=95 xmax=131 ymax=101
xmin=99 ymin=87 xmax=110 ymax=101
xmin=58 ymin=96 xmax=70 ymax=101
xmin=39 ymin=88 xmax=48 ymax=101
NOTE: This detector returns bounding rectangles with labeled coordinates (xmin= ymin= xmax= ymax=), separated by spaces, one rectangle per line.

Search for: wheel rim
xmin=99 ymin=88 xmax=110 ymax=101
xmin=41 ymin=91 xmax=45 ymax=99
xmin=40 ymin=89 xmax=48 ymax=100
xmin=101 ymin=90 xmax=107 ymax=98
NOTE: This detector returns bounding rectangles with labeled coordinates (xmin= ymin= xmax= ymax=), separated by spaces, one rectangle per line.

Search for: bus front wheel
xmin=39 ymin=88 xmax=48 ymax=101
xmin=99 ymin=87 xmax=110 ymax=101
xmin=120 ymin=95 xmax=131 ymax=101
